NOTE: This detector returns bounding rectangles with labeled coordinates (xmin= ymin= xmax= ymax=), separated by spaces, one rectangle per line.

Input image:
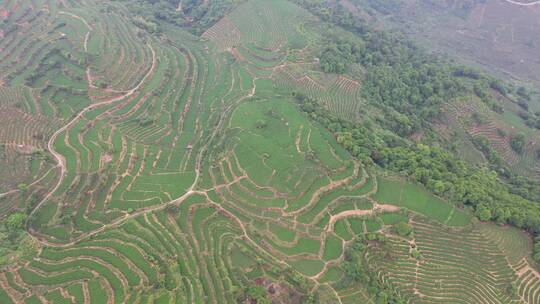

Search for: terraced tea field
xmin=0 ymin=0 xmax=539 ymax=303
xmin=440 ymin=96 xmax=540 ymax=176
xmin=367 ymin=216 xmax=539 ymax=303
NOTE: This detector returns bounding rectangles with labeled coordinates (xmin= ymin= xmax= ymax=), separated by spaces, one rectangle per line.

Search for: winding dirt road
xmin=26 ymin=43 xmax=157 ymax=243
xmin=59 ymin=11 xmax=92 ymax=52
xmin=26 ymin=40 xmax=258 ymax=248
xmin=325 ymin=203 xmax=400 ymax=232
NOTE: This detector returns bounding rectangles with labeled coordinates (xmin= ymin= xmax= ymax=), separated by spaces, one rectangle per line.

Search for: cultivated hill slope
xmin=0 ymin=0 xmax=539 ymax=303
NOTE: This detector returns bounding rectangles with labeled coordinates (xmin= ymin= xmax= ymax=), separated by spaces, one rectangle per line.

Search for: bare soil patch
xmin=0 ymin=8 xmax=9 ymax=19
xmin=102 ymin=153 xmax=113 ymax=163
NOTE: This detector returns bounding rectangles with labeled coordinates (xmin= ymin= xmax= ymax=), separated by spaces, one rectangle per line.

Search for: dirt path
xmin=26 ymin=43 xmax=157 ymax=245
xmin=286 ymin=161 xmax=360 ymax=216
xmin=203 ymin=192 xmax=319 ymax=288
xmin=0 ymin=273 xmax=20 ymax=303
xmin=59 ymin=11 xmax=92 ymax=52
xmin=514 ymin=257 xmax=540 ymax=280
xmin=0 ymin=189 xmax=18 ymax=198
xmin=0 ymin=166 xmax=55 ymax=198
xmin=326 ymin=203 xmax=400 ymax=232
xmin=81 ymin=282 xmax=90 ymax=304
xmin=27 ymin=43 xmax=255 ymax=247
xmin=86 ymin=67 xmax=96 ymax=89
xmin=84 ymin=32 xmax=90 ymax=53
xmin=327 ymin=284 xmax=344 ymax=304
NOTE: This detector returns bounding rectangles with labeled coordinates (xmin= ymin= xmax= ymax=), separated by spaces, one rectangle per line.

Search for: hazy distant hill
xmin=346 ymin=0 xmax=540 ymax=87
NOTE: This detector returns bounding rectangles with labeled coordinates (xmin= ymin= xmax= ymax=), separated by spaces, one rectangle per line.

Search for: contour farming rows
xmin=1 ymin=0 xmax=539 ymax=303
xmin=444 ymin=97 xmax=540 ymax=175
xmin=366 ymin=215 xmax=540 ymax=303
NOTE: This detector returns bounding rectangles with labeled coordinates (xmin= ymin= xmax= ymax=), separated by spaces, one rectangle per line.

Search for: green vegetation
xmin=393 ymin=221 xmax=412 ymax=237
xmin=120 ymin=0 xmax=245 ymax=35
xmin=296 ymin=94 xmax=540 ymax=233
xmin=367 ymin=215 xmax=531 ymax=303
xmin=510 ymin=133 xmax=526 ymax=154
xmin=0 ymin=0 xmax=539 ymax=303
xmin=243 ymin=285 xmax=271 ymax=304
xmin=341 ymin=238 xmax=407 ymax=303
xmin=5 ymin=213 xmax=26 ymax=232
xmin=374 ymin=178 xmax=466 ymax=224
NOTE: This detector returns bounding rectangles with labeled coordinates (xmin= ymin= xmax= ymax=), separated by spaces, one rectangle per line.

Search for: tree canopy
xmin=295 ymin=93 xmax=540 ymax=236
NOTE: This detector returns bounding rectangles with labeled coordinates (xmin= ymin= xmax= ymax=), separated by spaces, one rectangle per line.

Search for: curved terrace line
xmin=26 ymin=43 xmax=157 ymax=245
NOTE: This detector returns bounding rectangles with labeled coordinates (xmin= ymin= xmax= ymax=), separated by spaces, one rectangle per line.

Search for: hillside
xmin=342 ymin=0 xmax=540 ymax=88
xmin=0 ymin=0 xmax=540 ymax=303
